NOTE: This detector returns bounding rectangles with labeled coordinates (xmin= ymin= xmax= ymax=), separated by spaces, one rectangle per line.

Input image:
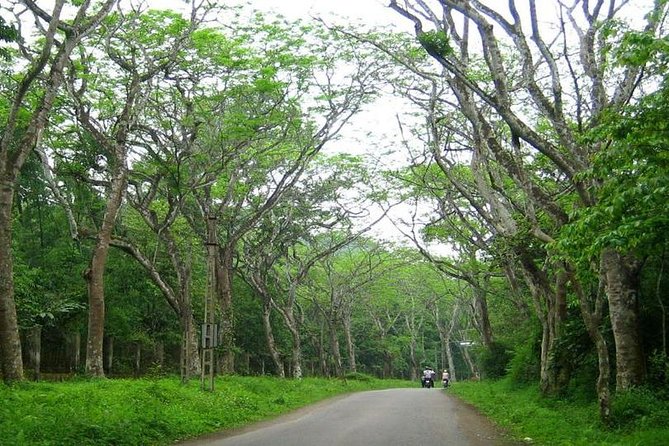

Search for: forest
xmin=1 ymin=0 xmax=668 ymax=429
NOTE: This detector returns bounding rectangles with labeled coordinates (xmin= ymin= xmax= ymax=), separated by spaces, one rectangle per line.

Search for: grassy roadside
xmin=448 ymin=379 xmax=669 ymax=446
xmin=0 ymin=374 xmax=413 ymax=445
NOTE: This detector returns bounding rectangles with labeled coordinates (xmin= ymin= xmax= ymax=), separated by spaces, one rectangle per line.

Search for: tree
xmin=61 ymin=6 xmax=201 ymax=377
xmin=181 ymin=17 xmax=389 ymax=373
xmin=385 ymin=0 xmax=667 ymax=419
xmin=308 ymin=239 xmax=397 ymax=376
xmin=239 ymin=153 xmax=386 ymax=378
xmin=0 ymin=0 xmax=116 ymax=383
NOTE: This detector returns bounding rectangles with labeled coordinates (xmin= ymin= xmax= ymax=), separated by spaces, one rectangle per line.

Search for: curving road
xmin=177 ymin=388 xmax=519 ymax=446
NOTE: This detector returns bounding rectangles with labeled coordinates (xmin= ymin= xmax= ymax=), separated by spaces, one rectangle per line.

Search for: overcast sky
xmin=224 ymin=0 xmax=404 ymax=28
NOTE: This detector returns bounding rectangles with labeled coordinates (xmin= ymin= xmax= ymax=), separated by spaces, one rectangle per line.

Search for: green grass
xmin=448 ymin=379 xmax=669 ymax=446
xmin=0 ymin=374 xmax=412 ymax=445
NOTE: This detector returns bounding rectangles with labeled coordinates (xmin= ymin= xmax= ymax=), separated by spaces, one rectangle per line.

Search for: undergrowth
xmin=449 ymin=378 xmax=669 ymax=446
xmin=0 ymin=375 xmax=411 ymax=445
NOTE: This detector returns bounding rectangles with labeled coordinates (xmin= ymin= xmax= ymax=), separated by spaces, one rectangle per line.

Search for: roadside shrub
xmin=0 ymin=376 xmax=414 ymax=445
xmin=451 ymin=378 xmax=669 ymax=445
xmin=508 ymin=337 xmax=541 ymax=385
xmin=479 ymin=342 xmax=511 ymax=379
xmin=610 ymin=387 xmax=669 ymax=430
xmin=563 ymin=352 xmax=598 ymax=403
xmin=145 ymin=362 xmax=167 ymax=378
xmin=647 ymin=350 xmax=669 ymax=399
xmin=343 ymin=372 xmax=373 ymax=382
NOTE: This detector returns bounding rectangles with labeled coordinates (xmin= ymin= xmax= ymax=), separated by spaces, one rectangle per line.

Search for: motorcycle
xmin=442 ymin=378 xmax=449 ymax=388
xmin=421 ymin=377 xmax=434 ymax=388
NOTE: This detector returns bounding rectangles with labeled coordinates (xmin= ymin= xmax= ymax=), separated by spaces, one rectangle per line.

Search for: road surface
xmin=177 ymin=388 xmax=520 ymax=446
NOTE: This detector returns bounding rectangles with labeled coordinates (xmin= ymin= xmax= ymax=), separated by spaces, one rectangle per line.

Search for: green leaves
xmin=616 ymin=31 xmax=669 ymax=71
xmin=558 ymin=76 xmax=669 ymax=262
xmin=190 ymin=28 xmax=251 ymax=69
xmin=0 ymin=16 xmax=18 ymax=61
xmin=418 ymin=30 xmax=453 ymax=58
xmin=13 ymin=257 xmax=85 ymax=328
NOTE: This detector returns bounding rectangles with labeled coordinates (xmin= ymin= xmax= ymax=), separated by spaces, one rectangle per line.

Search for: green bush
xmin=0 ymin=375 xmax=413 ymax=445
xmin=610 ymin=387 xmax=669 ymax=430
xmin=508 ymin=337 xmax=541 ymax=385
xmin=450 ymin=378 xmax=669 ymax=445
xmin=563 ymin=352 xmax=599 ymax=403
xmin=479 ymin=342 xmax=511 ymax=379
xmin=343 ymin=372 xmax=373 ymax=382
xmin=647 ymin=350 xmax=669 ymax=398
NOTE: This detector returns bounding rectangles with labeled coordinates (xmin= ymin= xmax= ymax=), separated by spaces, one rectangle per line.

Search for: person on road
xmin=421 ymin=366 xmax=435 ymax=388
xmin=442 ymin=369 xmax=450 ymax=388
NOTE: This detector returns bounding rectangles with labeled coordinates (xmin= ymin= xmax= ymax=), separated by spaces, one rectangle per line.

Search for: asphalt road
xmin=177 ymin=388 xmax=519 ymax=446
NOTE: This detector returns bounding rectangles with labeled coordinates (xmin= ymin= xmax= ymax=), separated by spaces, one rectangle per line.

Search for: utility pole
xmin=202 ymin=215 xmax=218 ymax=391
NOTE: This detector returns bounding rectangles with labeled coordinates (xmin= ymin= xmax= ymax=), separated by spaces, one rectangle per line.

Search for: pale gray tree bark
xmin=433 ymin=299 xmax=460 ymax=382
xmin=388 ymin=0 xmax=666 ymax=397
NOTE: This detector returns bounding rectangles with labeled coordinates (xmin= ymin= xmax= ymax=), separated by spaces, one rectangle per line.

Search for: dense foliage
xmin=0 ymin=1 xmax=668 ymax=442
xmin=451 ymin=379 xmax=669 ymax=445
xmin=0 ymin=376 xmax=412 ymax=445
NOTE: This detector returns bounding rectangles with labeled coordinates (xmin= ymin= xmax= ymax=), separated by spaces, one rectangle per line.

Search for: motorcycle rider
xmin=421 ymin=366 xmax=435 ymax=388
xmin=442 ymin=369 xmax=450 ymax=388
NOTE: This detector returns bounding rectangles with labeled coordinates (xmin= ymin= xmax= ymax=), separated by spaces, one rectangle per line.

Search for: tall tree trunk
xmin=327 ymin=317 xmax=343 ymax=377
xmin=274 ymin=302 xmax=303 ymax=379
xmin=0 ymin=181 xmax=23 ymax=382
xmin=241 ymin=352 xmax=251 ymax=374
xmin=104 ymin=336 xmax=114 ymax=375
xmin=472 ymin=285 xmax=494 ymax=348
xmin=217 ymin=245 xmax=235 ymax=373
xmin=657 ymin=251 xmax=667 ymax=355
xmin=383 ymin=350 xmax=393 ymax=379
xmin=601 ymin=248 xmax=645 ymax=390
xmin=591 ymin=325 xmax=612 ymax=423
xmin=370 ymin=308 xmax=400 ymax=379
xmin=154 ymin=340 xmax=164 ymax=369
xmin=134 ymin=342 xmax=141 ymax=377
xmin=180 ymin=311 xmax=200 ymax=379
xmin=342 ymin=315 xmax=356 ymax=374
xmin=553 ymin=268 xmax=571 ymax=389
xmin=261 ymin=301 xmax=285 ymax=378
xmin=290 ymin=331 xmax=303 ymax=379
xmin=66 ymin=332 xmax=81 ymax=373
xmin=435 ymin=317 xmax=458 ymax=382
xmin=27 ymin=326 xmax=42 ymax=381
xmin=85 ymin=164 xmax=128 ymax=377
xmin=434 ymin=302 xmax=459 ymax=382
xmin=571 ymin=271 xmax=611 ymax=423
xmin=445 ymin=339 xmax=457 ymax=382
xmin=517 ymin=251 xmax=567 ymax=395
xmin=461 ymin=344 xmax=479 ymax=379
xmin=406 ymin=315 xmax=419 ymax=381
xmin=317 ymin=321 xmax=329 ymax=376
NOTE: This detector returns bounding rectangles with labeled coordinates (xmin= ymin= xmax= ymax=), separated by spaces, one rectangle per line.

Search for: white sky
xmin=229 ymin=0 xmax=402 ymax=27
xmin=146 ymin=0 xmax=408 ymax=29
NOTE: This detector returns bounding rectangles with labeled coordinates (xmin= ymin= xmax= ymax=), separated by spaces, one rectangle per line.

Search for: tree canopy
xmin=1 ymin=0 xmax=668 ymax=428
